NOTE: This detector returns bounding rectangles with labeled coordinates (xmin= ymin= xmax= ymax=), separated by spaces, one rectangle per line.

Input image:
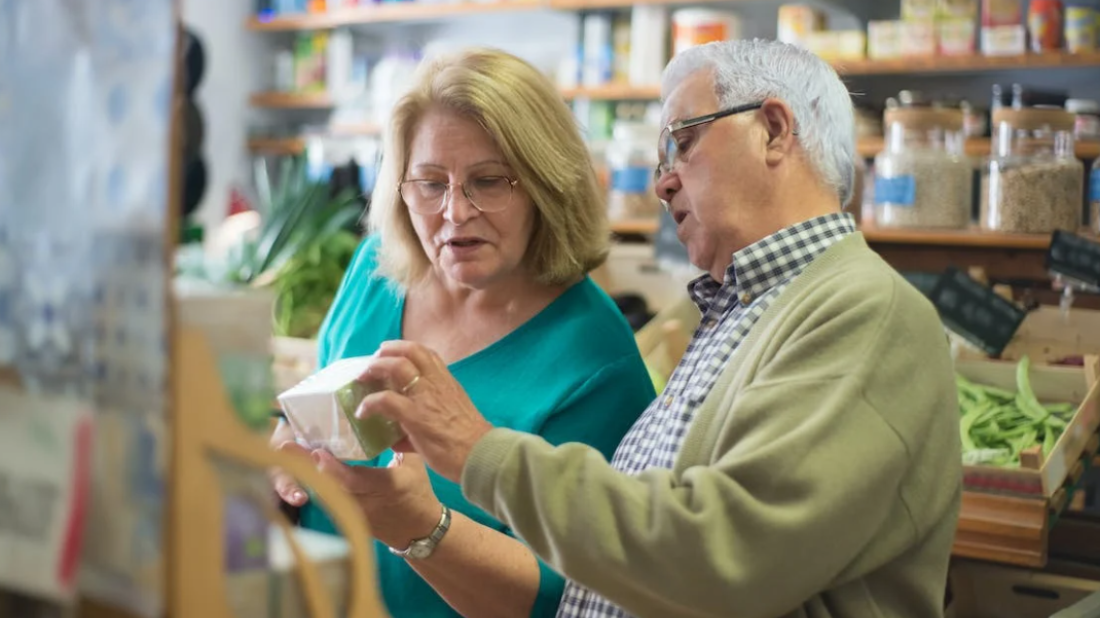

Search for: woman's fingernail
xmin=292 ymin=491 xmax=305 ymax=504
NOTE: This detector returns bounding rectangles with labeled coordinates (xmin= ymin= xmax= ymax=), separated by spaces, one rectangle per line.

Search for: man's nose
xmin=655 ymin=169 xmax=680 ymax=204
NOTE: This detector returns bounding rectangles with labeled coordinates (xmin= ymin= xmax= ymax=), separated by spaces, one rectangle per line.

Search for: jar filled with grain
xmin=606 ymin=120 xmax=661 ymax=223
xmin=981 ymin=108 xmax=1084 ymax=234
xmin=873 ymin=107 xmax=973 ymax=229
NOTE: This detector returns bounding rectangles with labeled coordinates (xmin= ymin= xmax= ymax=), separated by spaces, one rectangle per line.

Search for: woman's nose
xmin=443 ymin=186 xmax=479 ymax=225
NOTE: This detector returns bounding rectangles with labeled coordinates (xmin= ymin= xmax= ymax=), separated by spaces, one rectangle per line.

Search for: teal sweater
xmin=300 ymin=235 xmax=656 ymax=618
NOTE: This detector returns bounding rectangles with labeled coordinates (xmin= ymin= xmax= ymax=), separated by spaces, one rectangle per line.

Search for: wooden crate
xmin=947 ymin=560 xmax=1100 ymax=618
xmin=958 ymin=357 xmax=1100 ymax=499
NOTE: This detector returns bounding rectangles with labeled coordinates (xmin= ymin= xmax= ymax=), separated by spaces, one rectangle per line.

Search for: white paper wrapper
xmin=277 ymin=357 xmax=404 ymax=461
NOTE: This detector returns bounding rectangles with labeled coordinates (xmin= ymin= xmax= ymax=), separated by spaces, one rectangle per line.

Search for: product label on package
xmin=874 ymin=175 xmax=917 ymax=207
xmin=611 ymin=166 xmax=651 ymax=194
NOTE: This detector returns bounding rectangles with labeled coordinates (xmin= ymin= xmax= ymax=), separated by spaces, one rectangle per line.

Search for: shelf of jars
xmin=857 ymin=137 xmax=1100 ymax=160
xmin=836 ymin=50 xmax=1100 ymax=76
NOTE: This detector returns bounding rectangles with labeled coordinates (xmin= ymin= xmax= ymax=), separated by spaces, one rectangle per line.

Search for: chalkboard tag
xmin=927 ymin=267 xmax=1027 ymax=357
xmin=1046 ymin=230 xmax=1100 ymax=289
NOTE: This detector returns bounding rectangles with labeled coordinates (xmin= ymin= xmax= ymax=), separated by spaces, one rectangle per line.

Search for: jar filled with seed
xmin=981 ymin=108 xmax=1084 ymax=234
xmin=873 ymin=107 xmax=973 ymax=229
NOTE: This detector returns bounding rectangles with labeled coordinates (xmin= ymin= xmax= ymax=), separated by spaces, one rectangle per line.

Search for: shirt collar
xmin=688 ymin=212 xmax=857 ymax=310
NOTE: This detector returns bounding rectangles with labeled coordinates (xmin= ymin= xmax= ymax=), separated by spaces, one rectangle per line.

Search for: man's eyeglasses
xmin=398 ymin=176 xmax=520 ymax=215
xmin=653 ymin=101 xmax=765 ymax=184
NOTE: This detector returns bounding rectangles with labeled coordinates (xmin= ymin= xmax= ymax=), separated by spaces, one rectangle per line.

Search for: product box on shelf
xmin=939 ymin=17 xmax=979 ymax=55
xmin=868 ymin=20 xmax=904 ymax=59
xmin=956 ymin=355 xmax=1100 ymax=499
xmin=901 ymin=20 xmax=938 ymax=56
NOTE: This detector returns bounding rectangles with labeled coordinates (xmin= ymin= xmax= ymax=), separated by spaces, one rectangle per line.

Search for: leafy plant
xmin=224 ymin=156 xmax=362 ymax=288
xmin=272 ymin=226 xmax=360 ymax=338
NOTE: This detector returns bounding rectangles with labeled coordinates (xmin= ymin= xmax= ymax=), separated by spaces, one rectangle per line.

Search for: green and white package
xmin=277 ymin=356 xmax=405 ymax=460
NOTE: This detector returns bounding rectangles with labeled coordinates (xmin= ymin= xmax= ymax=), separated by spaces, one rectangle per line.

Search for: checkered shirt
xmin=557 ymin=213 xmax=857 ymax=618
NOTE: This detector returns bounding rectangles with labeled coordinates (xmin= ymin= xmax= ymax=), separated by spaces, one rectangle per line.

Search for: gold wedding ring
xmin=401 ymin=374 xmax=421 ymax=395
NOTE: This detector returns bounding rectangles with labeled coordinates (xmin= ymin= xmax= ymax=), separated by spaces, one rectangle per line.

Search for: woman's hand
xmin=312 ymin=450 xmax=443 ymax=550
xmin=357 ymin=341 xmax=494 ymax=483
xmin=270 ymin=421 xmax=309 ymax=507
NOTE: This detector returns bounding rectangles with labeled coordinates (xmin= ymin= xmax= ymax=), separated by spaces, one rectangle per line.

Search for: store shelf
xmin=857 ymin=137 xmax=1100 ymax=159
xmin=611 ymin=219 xmax=659 ymax=236
xmin=861 ymin=225 xmax=1053 ymax=250
xmin=248 ymin=137 xmax=307 ymax=155
xmin=836 ymin=51 xmax=1100 ymax=76
xmin=250 ymin=91 xmax=334 ymax=109
xmin=551 ymin=0 xmax=732 ymax=9
xmin=247 ymin=0 xmax=544 ymax=30
xmin=248 ymin=123 xmax=383 ymax=154
xmin=562 ymin=84 xmax=662 ymax=101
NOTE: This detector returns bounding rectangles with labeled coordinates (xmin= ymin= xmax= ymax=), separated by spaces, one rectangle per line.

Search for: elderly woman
xmin=269 ymin=48 xmax=656 ymax=618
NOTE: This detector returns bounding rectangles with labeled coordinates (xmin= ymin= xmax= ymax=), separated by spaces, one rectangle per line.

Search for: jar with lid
xmin=873 ymin=108 xmax=973 ymax=229
xmin=981 ymin=108 xmax=1084 ymax=234
xmin=1067 ymin=99 xmax=1100 ymax=141
xmin=606 ymin=120 xmax=661 ymax=222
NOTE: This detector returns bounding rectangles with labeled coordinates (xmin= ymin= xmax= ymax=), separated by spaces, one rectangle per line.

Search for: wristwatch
xmin=389 ymin=505 xmax=451 ymax=560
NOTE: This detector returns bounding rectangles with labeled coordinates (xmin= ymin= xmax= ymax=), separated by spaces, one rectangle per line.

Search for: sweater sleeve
xmin=461 ymin=282 xmax=946 ymax=618
xmin=518 ymin=354 xmax=657 ymax=618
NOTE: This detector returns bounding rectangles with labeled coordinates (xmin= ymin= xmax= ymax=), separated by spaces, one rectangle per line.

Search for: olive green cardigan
xmin=461 ymin=232 xmax=963 ymax=618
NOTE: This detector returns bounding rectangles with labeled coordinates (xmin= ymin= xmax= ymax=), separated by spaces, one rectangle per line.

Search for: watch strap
xmin=389 ymin=504 xmax=451 ymax=559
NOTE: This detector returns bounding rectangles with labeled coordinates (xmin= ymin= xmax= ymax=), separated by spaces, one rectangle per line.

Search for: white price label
xmin=0 ymin=388 xmax=92 ymax=604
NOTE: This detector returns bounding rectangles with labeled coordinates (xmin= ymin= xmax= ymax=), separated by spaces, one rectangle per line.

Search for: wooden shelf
xmin=837 ymin=51 xmax=1100 ymax=76
xmin=611 ymin=219 xmax=659 ymax=236
xmin=247 ymin=0 xmax=543 ymax=30
xmin=250 ymin=91 xmax=334 ymax=109
xmin=857 ymin=137 xmax=1100 ymax=159
xmin=248 ymin=137 xmax=307 ymax=155
xmin=551 ymin=0 xmax=730 ymax=9
xmin=562 ymin=83 xmax=662 ymax=101
xmin=860 ymin=225 xmax=1053 ymax=250
xmin=248 ymin=123 xmax=382 ymax=154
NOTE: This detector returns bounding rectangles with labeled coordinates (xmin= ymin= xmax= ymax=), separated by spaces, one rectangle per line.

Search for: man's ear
xmin=760 ymin=99 xmax=797 ymax=163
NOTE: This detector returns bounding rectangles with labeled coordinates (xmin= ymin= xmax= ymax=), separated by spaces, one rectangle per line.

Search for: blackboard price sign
xmin=927 ymin=267 xmax=1027 ymax=357
xmin=1046 ymin=230 xmax=1100 ymax=289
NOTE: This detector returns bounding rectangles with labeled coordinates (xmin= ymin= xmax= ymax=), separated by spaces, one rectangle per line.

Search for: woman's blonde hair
xmin=367 ymin=47 xmax=610 ymax=287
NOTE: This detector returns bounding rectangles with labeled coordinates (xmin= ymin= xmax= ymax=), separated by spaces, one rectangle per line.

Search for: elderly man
xmin=359 ymin=39 xmax=962 ymax=618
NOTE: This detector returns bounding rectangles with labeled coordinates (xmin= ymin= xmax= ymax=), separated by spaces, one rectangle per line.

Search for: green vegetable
xmin=336 ymin=380 xmax=405 ymax=459
xmin=957 ymin=355 xmax=1076 ymax=468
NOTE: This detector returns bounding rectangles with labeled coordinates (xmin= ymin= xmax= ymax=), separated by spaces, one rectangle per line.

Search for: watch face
xmin=408 ymin=540 xmax=433 ymax=560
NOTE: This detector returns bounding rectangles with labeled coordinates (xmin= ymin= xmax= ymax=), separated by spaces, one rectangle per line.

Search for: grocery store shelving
xmin=837 ymin=50 xmax=1100 ymax=76
xmin=562 ymin=84 xmax=662 ymax=101
xmin=247 ymin=122 xmax=382 ymax=154
xmin=246 ymin=0 xmax=544 ymax=30
xmin=250 ymin=91 xmax=335 ymax=109
xmin=856 ymin=137 xmax=1100 ymax=160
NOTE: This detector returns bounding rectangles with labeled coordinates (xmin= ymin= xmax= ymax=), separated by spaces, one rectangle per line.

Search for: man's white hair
xmin=661 ymin=39 xmax=857 ymax=208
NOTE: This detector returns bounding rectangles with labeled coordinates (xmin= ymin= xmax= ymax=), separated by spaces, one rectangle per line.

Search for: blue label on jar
xmin=611 ymin=166 xmax=650 ymax=194
xmin=1091 ymin=169 xmax=1100 ymax=202
xmin=874 ymin=175 xmax=917 ymax=207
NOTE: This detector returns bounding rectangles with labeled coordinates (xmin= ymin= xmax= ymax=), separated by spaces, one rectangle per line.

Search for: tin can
xmin=1028 ymin=0 xmax=1064 ymax=52
xmin=1066 ymin=6 xmax=1099 ymax=52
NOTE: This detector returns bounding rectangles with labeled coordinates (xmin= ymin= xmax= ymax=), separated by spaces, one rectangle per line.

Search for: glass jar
xmin=606 ymin=121 xmax=661 ymax=222
xmin=873 ymin=108 xmax=973 ymax=229
xmin=981 ymin=108 xmax=1084 ymax=234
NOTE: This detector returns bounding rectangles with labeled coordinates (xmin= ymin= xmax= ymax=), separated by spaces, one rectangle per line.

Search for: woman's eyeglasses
xmin=398 ymin=176 xmax=519 ymax=215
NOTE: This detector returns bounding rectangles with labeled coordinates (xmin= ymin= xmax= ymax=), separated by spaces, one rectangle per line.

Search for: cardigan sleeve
xmin=461 ymin=280 xmax=953 ymax=618
xmin=517 ymin=354 xmax=657 ymax=618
